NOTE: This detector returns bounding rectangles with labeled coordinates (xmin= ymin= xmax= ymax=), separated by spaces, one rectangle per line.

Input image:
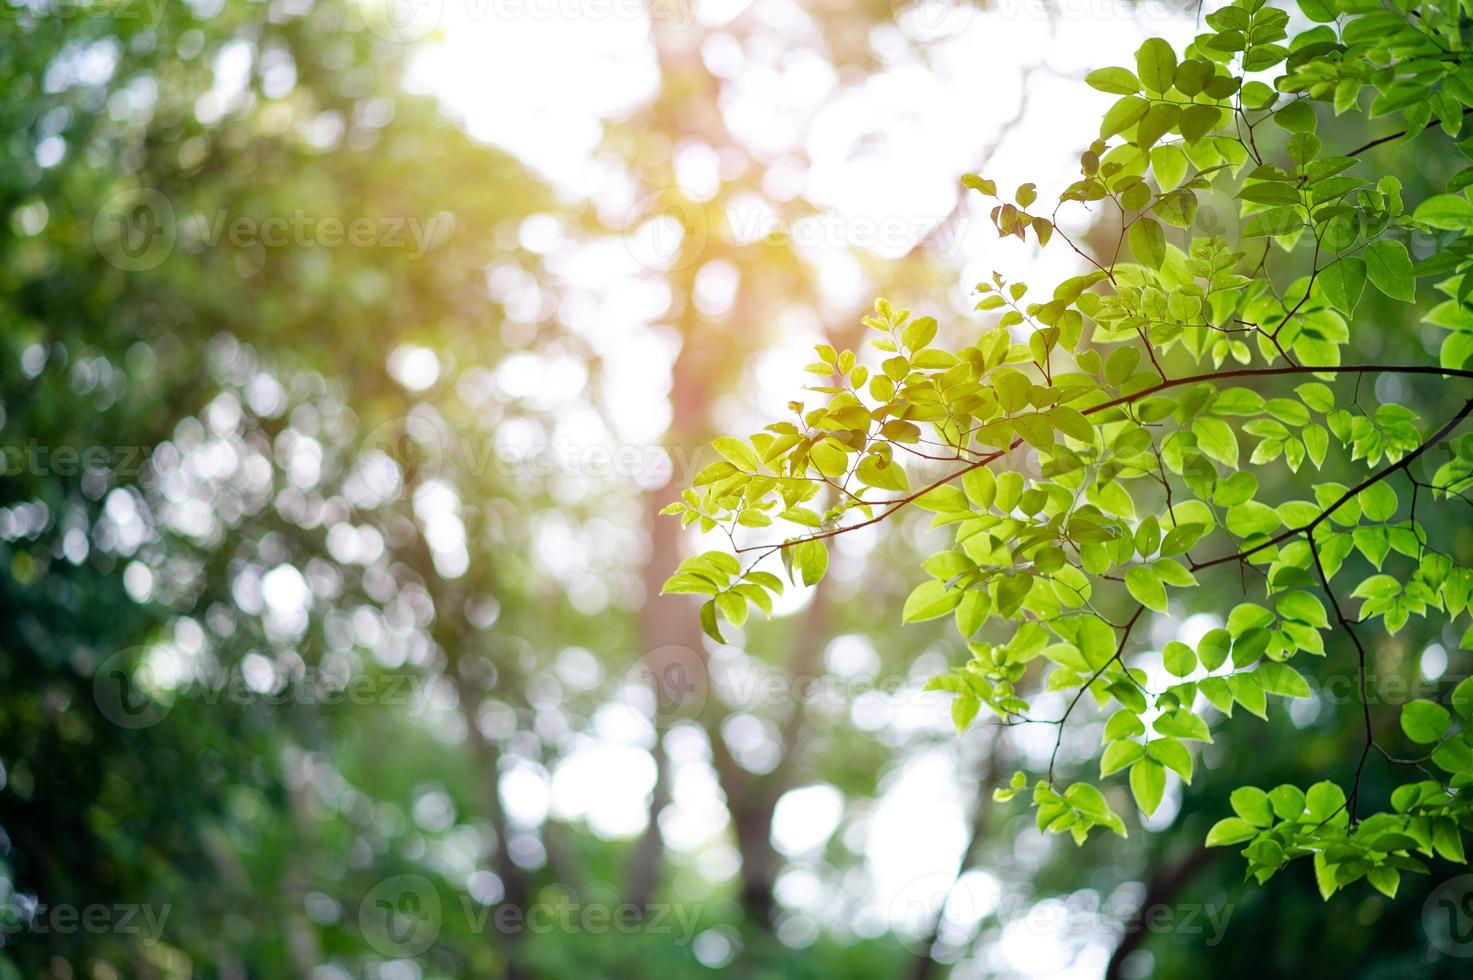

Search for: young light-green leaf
xmin=1130 ymin=758 xmax=1167 ymax=815
xmin=1364 ymin=239 xmax=1415 ymax=302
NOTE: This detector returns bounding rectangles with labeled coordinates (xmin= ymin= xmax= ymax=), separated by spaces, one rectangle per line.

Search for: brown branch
xmin=1048 ymin=604 xmax=1145 ymax=786
xmin=734 ymin=365 xmax=1473 ymax=557
xmin=1346 ymin=106 xmax=1473 ymax=156
xmin=1192 ymin=396 xmax=1473 ymax=574
xmin=1308 ymin=530 xmax=1375 ymax=825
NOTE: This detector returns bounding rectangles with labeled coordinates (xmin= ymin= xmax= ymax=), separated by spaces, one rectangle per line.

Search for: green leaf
xmin=1155 ymin=708 xmax=1212 ymax=742
xmin=1086 ymin=66 xmax=1141 ymax=95
xmin=1306 ymin=781 xmax=1346 ymax=822
xmin=1179 ymin=104 xmax=1222 ymax=142
xmin=1148 ymin=737 xmax=1194 ymax=782
xmin=1130 ymin=758 xmax=1166 ymax=815
xmin=1125 ymin=565 xmax=1168 ymax=613
xmin=1368 ymin=866 xmax=1400 ymax=899
xmin=1101 ymin=96 xmax=1150 ymax=139
xmin=1257 ymin=662 xmax=1311 ymax=698
xmin=1413 ymin=193 xmax=1473 ymax=231
xmin=1364 ymin=239 xmax=1415 ymax=302
xmin=700 ymin=600 xmax=725 ymax=643
xmin=1274 ymin=100 xmax=1317 ymax=134
xmin=1193 ymin=417 xmax=1240 ymax=468
xmin=857 ymin=454 xmax=910 ymax=492
xmin=1229 ymin=673 xmax=1268 ymax=719
xmin=902 ymin=579 xmax=964 ymax=623
xmin=1128 ymin=218 xmax=1167 ymax=269
xmin=1401 ymin=699 xmax=1452 ymax=744
xmin=1102 ymin=739 xmax=1146 ymax=777
xmin=1276 ymin=590 xmax=1328 ymax=628
xmin=962 ymin=174 xmax=997 ymax=196
xmin=716 ymin=590 xmax=748 ymax=628
xmin=1226 ymin=501 xmax=1280 ymax=538
xmin=1206 ymin=816 xmax=1258 ymax=846
xmin=1434 ymin=818 xmax=1467 ymax=863
xmin=952 ymin=693 xmax=980 ymax=733
xmin=1150 ymin=144 xmax=1188 ymax=193
xmin=1452 ymin=676 xmax=1473 ymax=721
xmin=903 ymin=315 xmax=938 ymax=351
xmin=1318 ymin=256 xmax=1366 ymax=315
xmin=1198 ymin=629 xmax=1231 ymax=670
xmin=1268 ymin=784 xmax=1305 ymax=820
xmin=793 ymin=539 xmax=829 ymax=587
xmin=1163 ymin=641 xmax=1196 ymax=677
xmin=960 ymin=467 xmax=995 ymax=508
xmin=1105 ymin=710 xmax=1146 ymax=740
xmin=1230 ymin=786 xmax=1274 ymax=827
xmin=713 ymin=437 xmax=759 ymax=471
xmin=1227 ymin=603 xmax=1275 ymax=636
xmin=809 ymin=440 xmax=849 ymax=478
xmin=1135 ymin=37 xmax=1177 ymax=94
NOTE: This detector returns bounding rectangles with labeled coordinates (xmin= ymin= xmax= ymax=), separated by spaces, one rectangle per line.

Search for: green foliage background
xmin=5 ymin=0 xmax=1473 ymax=977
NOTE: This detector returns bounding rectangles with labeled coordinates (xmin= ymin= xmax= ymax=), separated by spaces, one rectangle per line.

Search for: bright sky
xmin=405 ymin=0 xmax=1203 ymax=972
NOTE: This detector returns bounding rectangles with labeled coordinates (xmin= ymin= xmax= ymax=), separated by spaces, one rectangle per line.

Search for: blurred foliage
xmin=6 ymin=0 xmax=1473 ymax=978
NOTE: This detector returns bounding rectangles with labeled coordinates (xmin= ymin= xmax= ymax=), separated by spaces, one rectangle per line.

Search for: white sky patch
xmin=549 ymin=738 xmax=657 ymax=838
xmin=864 ymin=748 xmax=970 ymax=924
xmin=406 ymin=3 xmax=659 ymax=190
xmin=771 ymin=784 xmax=845 ymax=856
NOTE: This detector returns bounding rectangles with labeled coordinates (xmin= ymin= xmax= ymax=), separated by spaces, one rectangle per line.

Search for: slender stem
xmin=1047 ymin=604 xmax=1145 ymax=787
xmin=1308 ymin=531 xmax=1374 ymax=826
xmin=1192 ymin=397 xmax=1473 ymax=573
xmin=1346 ymin=106 xmax=1473 ymax=157
xmin=735 ymin=366 xmax=1473 ymax=556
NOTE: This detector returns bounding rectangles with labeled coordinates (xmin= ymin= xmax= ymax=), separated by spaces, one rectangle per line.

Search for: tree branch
xmin=735 ymin=366 xmax=1473 ymax=557
xmin=1308 ymin=531 xmax=1375 ymax=825
xmin=1048 ymin=604 xmax=1145 ymax=786
xmin=1192 ymin=396 xmax=1473 ymax=574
